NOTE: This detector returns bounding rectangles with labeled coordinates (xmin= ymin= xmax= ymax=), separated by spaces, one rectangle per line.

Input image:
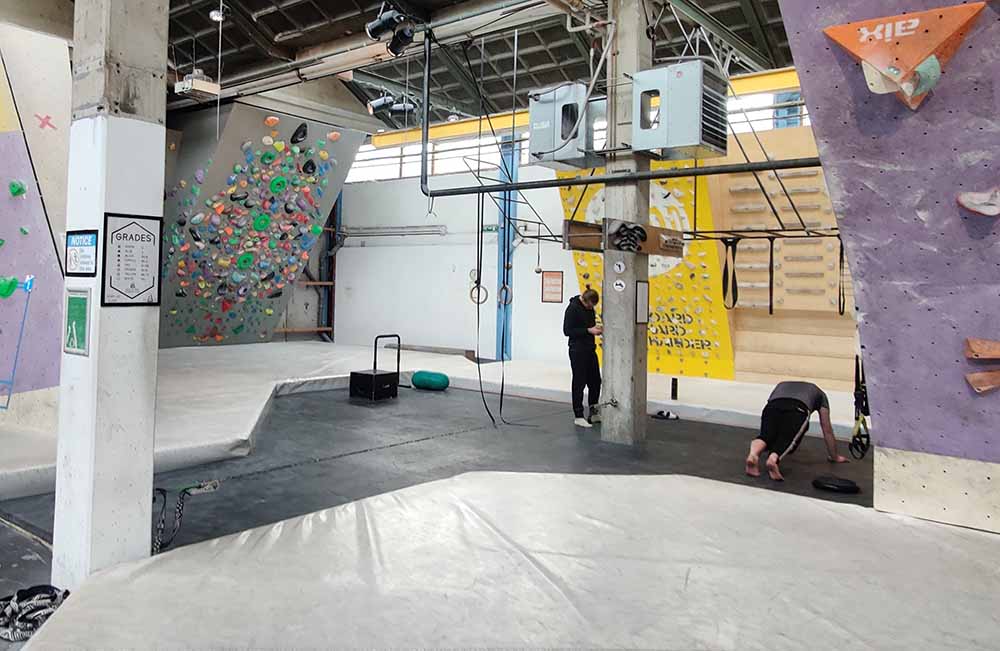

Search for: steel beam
xmin=738 ymin=0 xmax=777 ymax=68
xmin=662 ymin=0 xmax=771 ymax=71
xmin=229 ymin=3 xmax=294 ymax=62
xmin=436 ymin=43 xmax=499 ymax=114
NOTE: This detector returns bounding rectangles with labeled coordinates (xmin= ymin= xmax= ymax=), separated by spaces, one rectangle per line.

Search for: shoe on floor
xmin=574 ymin=417 xmax=593 ymax=428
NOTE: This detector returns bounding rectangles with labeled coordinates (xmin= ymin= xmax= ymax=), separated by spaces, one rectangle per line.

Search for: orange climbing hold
xmin=264 ymin=116 xmax=280 ymax=127
xmin=823 ymin=2 xmax=985 ymax=110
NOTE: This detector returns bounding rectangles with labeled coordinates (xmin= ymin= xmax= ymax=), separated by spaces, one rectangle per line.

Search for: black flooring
xmin=0 ymin=388 xmax=873 ymax=600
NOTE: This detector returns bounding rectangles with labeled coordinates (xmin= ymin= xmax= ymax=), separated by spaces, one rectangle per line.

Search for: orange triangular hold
xmin=824 ymin=3 xmax=985 ymax=109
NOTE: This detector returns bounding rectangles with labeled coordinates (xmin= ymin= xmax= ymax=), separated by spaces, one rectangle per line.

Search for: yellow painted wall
xmin=559 ymin=162 xmax=736 ymax=380
xmin=0 ymin=56 xmax=20 ymax=133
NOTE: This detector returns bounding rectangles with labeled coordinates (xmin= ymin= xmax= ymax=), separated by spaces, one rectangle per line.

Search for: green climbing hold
xmin=261 ymin=151 xmax=277 ymax=165
xmin=234 ymin=164 xmax=243 ymax=174
xmin=0 ymin=276 xmax=18 ymax=298
xmin=186 ymin=325 xmax=196 ymax=335
xmin=0 ymin=238 xmax=5 ymax=248
xmin=268 ymin=240 xmax=277 ymax=249
xmin=310 ymin=224 xmax=323 ymax=235
xmin=233 ymin=324 xmax=245 ymax=335
xmin=228 ymin=237 xmax=239 ymax=245
xmin=8 ymin=180 xmax=26 ymax=197
xmin=253 ymin=214 xmax=272 ymax=231
xmin=412 ymin=370 xmax=450 ymax=391
xmin=237 ymin=253 xmax=254 ymax=269
xmin=269 ymin=176 xmax=287 ymax=193
xmin=19 ymin=226 xmax=29 ymax=235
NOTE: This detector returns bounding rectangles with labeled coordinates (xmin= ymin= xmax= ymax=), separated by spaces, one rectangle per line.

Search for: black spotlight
xmin=367 ymin=95 xmax=395 ymax=115
xmin=386 ymin=21 xmax=415 ymax=58
xmin=365 ymin=9 xmax=403 ymax=40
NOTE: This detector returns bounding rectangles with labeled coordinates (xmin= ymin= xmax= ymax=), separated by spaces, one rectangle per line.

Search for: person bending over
xmin=563 ymin=288 xmax=602 ymax=428
xmin=745 ymin=381 xmax=848 ymax=480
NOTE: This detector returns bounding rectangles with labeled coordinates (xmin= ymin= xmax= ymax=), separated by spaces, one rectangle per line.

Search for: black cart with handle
xmin=350 ymin=334 xmax=401 ymax=401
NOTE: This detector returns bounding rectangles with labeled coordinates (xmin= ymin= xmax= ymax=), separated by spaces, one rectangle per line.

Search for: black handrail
xmin=374 ymin=334 xmax=401 ymax=375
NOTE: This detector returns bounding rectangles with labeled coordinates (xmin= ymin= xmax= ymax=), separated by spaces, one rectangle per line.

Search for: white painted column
xmin=52 ymin=0 xmax=168 ymax=590
xmin=600 ymin=0 xmax=651 ymax=446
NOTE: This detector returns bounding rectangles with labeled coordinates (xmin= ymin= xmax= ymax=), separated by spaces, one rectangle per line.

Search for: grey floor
xmin=0 ymin=387 xmax=873 ymax=647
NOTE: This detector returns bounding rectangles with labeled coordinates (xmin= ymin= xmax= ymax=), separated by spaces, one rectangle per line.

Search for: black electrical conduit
xmin=418 ymin=36 xmax=822 ymax=199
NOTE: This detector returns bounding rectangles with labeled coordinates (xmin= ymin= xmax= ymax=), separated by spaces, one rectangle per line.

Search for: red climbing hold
xmin=222 ymin=299 xmax=233 ymax=312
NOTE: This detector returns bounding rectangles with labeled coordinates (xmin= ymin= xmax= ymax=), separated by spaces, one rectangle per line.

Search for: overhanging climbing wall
xmin=779 ymin=1 xmax=999 ymax=531
xmin=160 ymin=104 xmax=363 ymax=347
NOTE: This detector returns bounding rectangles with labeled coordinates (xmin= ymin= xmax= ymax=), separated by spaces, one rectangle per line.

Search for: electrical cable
xmin=529 ymin=22 xmax=615 ymax=159
xmin=838 ymin=236 xmax=847 ymax=316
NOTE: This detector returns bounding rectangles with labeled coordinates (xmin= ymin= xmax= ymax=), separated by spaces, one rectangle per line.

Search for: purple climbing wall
xmin=0 ymin=131 xmax=62 ymax=396
xmin=779 ymin=1 xmax=999 ymax=461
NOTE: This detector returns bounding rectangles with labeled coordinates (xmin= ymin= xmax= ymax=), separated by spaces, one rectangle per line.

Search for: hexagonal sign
xmin=102 ymin=213 xmax=162 ymax=306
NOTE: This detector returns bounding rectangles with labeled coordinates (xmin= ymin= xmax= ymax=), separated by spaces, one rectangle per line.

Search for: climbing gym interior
xmin=0 ymin=0 xmax=998 ymax=648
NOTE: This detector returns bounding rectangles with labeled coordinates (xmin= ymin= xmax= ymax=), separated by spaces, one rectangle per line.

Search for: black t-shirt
xmin=768 ymin=381 xmax=829 ymax=414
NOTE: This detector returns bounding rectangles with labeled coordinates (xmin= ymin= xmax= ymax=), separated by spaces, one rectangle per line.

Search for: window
xmin=639 ymin=90 xmax=660 ymax=130
xmin=728 ymin=93 xmax=775 ymax=134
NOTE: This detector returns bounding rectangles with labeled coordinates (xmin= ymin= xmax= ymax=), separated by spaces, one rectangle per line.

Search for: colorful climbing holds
xmin=262 ymin=136 xmax=274 ymax=146
xmin=310 ymin=224 xmax=323 ymax=235
xmin=291 ymin=123 xmax=308 ymax=144
xmin=237 ymin=253 xmax=254 ymax=269
xmin=0 ymin=276 xmax=17 ymax=298
xmin=319 ymin=150 xmax=329 ymax=161
xmin=19 ymin=226 xmax=29 ymax=235
xmin=273 ymin=141 xmax=286 ymax=153
xmin=327 ymin=131 xmax=341 ymax=142
xmin=261 ymin=151 xmax=277 ymax=165
xmin=8 ymin=180 xmax=26 ymax=197
xmin=269 ymin=176 xmax=287 ymax=193
xmin=264 ymin=116 xmax=280 ymax=127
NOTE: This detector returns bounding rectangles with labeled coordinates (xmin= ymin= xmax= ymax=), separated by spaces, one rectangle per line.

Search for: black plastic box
xmin=349 ymin=369 xmax=399 ymax=401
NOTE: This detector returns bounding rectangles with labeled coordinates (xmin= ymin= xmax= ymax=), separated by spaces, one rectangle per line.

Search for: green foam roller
xmin=411 ymin=370 xmax=449 ymax=391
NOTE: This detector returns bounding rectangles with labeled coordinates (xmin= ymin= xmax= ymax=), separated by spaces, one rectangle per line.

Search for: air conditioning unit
xmin=174 ymin=69 xmax=221 ymax=101
xmin=527 ymin=82 xmax=604 ymax=170
xmin=631 ymin=60 xmax=728 ymax=160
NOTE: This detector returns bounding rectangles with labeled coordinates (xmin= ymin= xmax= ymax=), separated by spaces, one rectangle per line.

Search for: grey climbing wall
xmin=160 ymin=103 xmax=362 ymax=347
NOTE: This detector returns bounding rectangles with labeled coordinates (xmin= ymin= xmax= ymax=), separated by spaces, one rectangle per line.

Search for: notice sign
xmin=64 ymin=289 xmax=90 ymax=356
xmin=541 ymin=271 xmax=564 ymax=303
xmin=102 ymin=213 xmax=161 ymax=306
xmin=65 ymin=230 xmax=98 ymax=277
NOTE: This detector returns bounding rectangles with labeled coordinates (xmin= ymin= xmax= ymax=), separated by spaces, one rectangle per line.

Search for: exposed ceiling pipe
xmin=210 ymin=0 xmax=556 ymax=98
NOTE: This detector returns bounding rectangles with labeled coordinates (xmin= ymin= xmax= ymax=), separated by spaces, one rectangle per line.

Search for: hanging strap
xmin=838 ymin=236 xmax=847 ymax=316
xmin=722 ymin=237 xmax=739 ymax=309
xmin=854 ymin=354 xmax=870 ymax=417
xmin=767 ymin=236 xmax=776 ymax=315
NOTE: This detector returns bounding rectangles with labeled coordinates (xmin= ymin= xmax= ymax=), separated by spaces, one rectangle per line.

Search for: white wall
xmin=337 ymin=172 xmax=502 ymax=356
xmin=509 ymin=165 xmax=580 ymax=364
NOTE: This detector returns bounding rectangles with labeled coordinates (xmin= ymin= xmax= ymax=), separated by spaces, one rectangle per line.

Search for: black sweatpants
xmin=569 ymin=347 xmax=601 ymax=418
xmin=757 ymin=397 xmax=810 ymax=460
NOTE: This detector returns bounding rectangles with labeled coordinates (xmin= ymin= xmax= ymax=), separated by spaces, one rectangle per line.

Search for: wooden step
xmin=734 ymin=371 xmax=853 ymax=393
xmin=966 ymin=370 xmax=1000 ymax=394
xmin=965 ymin=338 xmax=1000 ymax=360
xmin=736 ymin=309 xmax=857 ymax=337
xmin=735 ymin=330 xmax=856 ymax=359
xmin=736 ymin=351 xmax=854 ymax=383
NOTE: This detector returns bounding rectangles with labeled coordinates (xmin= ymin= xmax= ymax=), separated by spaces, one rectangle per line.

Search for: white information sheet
xmin=102 ymin=214 xmax=161 ymax=306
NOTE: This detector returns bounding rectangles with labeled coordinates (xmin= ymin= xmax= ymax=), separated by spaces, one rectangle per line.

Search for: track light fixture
xmin=367 ymin=95 xmax=396 ymax=115
xmin=386 ymin=21 xmax=416 ymax=58
xmin=365 ymin=9 xmax=404 ymax=40
xmin=390 ymin=101 xmax=416 ymax=114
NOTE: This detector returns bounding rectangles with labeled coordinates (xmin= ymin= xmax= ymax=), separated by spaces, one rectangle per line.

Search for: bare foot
xmin=766 ymin=457 xmax=784 ymax=481
xmin=745 ymin=455 xmax=760 ymax=477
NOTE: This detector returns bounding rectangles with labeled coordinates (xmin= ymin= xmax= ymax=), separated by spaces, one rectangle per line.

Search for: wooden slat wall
xmin=706 ymin=126 xmax=859 ymax=392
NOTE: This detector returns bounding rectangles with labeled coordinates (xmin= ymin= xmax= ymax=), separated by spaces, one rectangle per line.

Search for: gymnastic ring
xmin=497 ymin=284 xmax=513 ymax=306
xmin=470 ymin=284 xmax=489 ymax=305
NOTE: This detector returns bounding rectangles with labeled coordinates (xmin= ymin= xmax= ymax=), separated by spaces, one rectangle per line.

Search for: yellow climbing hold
xmin=319 ymin=150 xmax=329 ymax=161
xmin=273 ymin=141 xmax=286 ymax=152
xmin=264 ymin=308 xmax=274 ymax=316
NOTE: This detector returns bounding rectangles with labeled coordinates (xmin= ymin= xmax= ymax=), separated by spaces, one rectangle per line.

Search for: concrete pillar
xmin=600 ymin=0 xmax=651 ymax=446
xmin=52 ymin=0 xmax=168 ymax=589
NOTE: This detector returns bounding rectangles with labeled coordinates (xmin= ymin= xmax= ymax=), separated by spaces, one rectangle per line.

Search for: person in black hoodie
xmin=563 ymin=288 xmax=603 ymax=428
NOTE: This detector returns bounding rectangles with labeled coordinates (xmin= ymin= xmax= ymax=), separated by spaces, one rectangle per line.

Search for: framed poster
xmin=541 ymin=271 xmax=564 ymax=303
xmin=101 ymin=213 xmax=162 ymax=306
xmin=64 ymin=288 xmax=90 ymax=356
xmin=65 ymin=230 xmax=98 ymax=277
